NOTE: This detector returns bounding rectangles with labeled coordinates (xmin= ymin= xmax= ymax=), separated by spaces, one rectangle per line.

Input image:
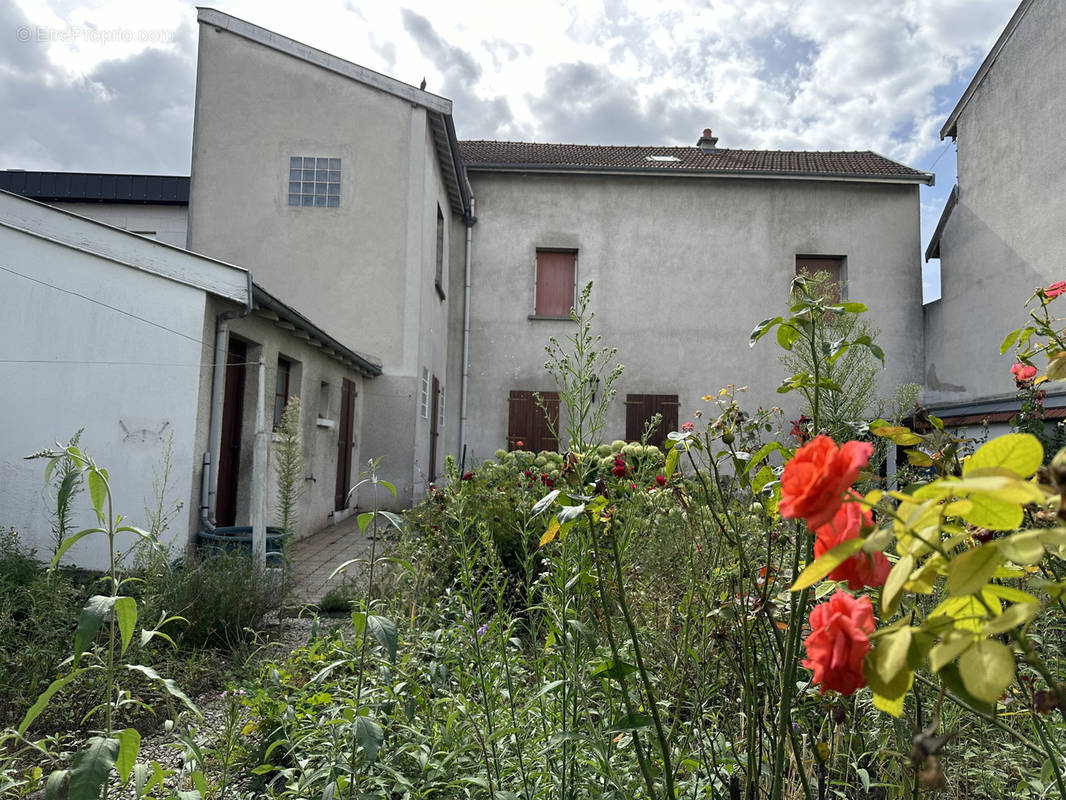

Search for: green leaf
xmin=567 ymin=620 xmax=597 ymax=648
xmin=929 ymin=629 xmax=976 ymax=673
xmin=377 ymin=479 xmax=397 ymax=498
xmin=871 ymin=627 xmax=913 ymax=686
xmin=882 ymin=554 xmax=913 ymax=616
xmin=998 ymin=530 xmax=1046 ymax=564
xmin=790 ymin=539 xmax=864 ymax=591
xmin=749 ymin=316 xmax=783 ymax=347
xmin=18 ymin=669 xmax=86 ymax=735
xmin=115 ymin=728 xmax=140 ymax=785
xmin=45 ymin=770 xmax=69 ymax=800
xmin=1001 ymin=328 xmax=1021 ymax=354
xmin=531 ymin=489 xmax=561 ymax=515
xmin=354 ymin=715 xmax=384 ymax=763
xmin=126 ymin=665 xmax=200 ymax=717
xmin=776 ymin=322 xmax=800 ymax=351
xmin=86 ymin=469 xmax=107 ymax=523
xmin=743 ymin=441 xmax=787 ymax=477
xmin=982 ymin=603 xmax=1039 ymax=636
xmin=958 ymin=639 xmax=1015 ymax=704
xmin=367 ymin=615 xmax=398 ymax=663
xmin=591 ymin=660 xmax=639 ymax=681
xmin=833 ymin=302 xmax=869 ymax=314
xmin=946 ymin=544 xmax=1003 ymax=597
xmin=68 ymin=736 xmax=119 ymax=800
xmin=664 ymin=446 xmax=679 ymax=479
xmin=74 ymin=595 xmax=116 ymax=668
xmin=964 ymin=433 xmax=1043 ymax=478
xmin=872 ymin=691 xmax=906 ymax=718
xmin=356 ymin=512 xmax=374 ymax=533
xmin=608 ymin=712 xmax=654 ymax=732
xmin=114 ymin=596 xmax=137 ymax=656
xmin=51 ymin=527 xmax=105 ymax=568
xmin=961 ymin=493 xmax=1024 ymax=531
xmin=939 ymin=661 xmax=996 ymax=716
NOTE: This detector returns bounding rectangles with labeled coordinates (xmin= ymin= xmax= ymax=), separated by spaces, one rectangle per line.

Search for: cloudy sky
xmin=2 ymin=0 xmax=1021 ymax=300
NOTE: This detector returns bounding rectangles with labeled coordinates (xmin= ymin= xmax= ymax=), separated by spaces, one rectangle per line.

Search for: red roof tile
xmin=459 ymin=140 xmax=932 ymax=183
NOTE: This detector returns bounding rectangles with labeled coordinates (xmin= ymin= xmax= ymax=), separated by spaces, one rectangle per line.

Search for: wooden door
xmin=507 ymin=390 xmax=560 ymax=452
xmin=216 ymin=338 xmax=246 ymax=527
xmin=625 ymin=394 xmax=680 ymax=448
xmin=429 ymin=375 xmax=440 ymax=482
xmin=334 ymin=378 xmax=355 ymax=511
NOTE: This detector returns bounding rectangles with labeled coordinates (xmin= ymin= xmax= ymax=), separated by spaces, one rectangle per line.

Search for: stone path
xmin=287 ymin=512 xmax=376 ymax=605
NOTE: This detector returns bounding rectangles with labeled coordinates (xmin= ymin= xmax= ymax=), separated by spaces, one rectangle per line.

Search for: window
xmin=420 ymin=368 xmax=430 ymax=418
xmin=287 ymin=156 xmax=341 ymax=208
xmin=508 ymin=390 xmax=559 ymax=452
xmin=319 ymin=381 xmax=331 ymax=420
xmin=534 ymin=249 xmax=577 ymax=318
xmin=625 ymin=394 xmax=679 ymax=447
xmin=273 ymin=357 xmax=293 ymax=428
xmin=435 ymin=204 xmax=446 ymax=300
xmin=795 ymin=256 xmax=844 ymax=303
xmin=437 ymin=382 xmax=446 ymax=428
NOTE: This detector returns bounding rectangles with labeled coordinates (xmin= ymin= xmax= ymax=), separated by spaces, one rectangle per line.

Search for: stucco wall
xmin=924 ymin=0 xmax=1066 ymax=405
xmin=0 ymin=224 xmax=207 ymax=569
xmin=51 ymin=202 xmax=188 ymax=248
xmin=188 ymin=23 xmax=457 ymax=506
xmin=463 ymin=171 xmax=924 ymax=461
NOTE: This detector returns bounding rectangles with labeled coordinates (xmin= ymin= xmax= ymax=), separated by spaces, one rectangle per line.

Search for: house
xmin=0 ymin=187 xmax=380 ymax=569
xmin=923 ymin=0 xmax=1066 ymax=427
xmin=1 ymin=6 xmax=941 ymax=554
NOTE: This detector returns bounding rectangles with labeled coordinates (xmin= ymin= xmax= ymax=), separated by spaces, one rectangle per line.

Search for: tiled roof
xmin=459 ymin=141 xmax=933 ymax=184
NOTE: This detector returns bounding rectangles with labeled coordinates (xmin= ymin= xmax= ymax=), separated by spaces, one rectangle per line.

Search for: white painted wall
xmin=51 ymin=202 xmax=188 ymax=248
xmin=0 ymin=223 xmax=210 ymax=569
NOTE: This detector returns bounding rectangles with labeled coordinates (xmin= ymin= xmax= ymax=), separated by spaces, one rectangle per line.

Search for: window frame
xmin=273 ymin=356 xmax=293 ymax=429
xmin=420 ymin=368 xmax=430 ymax=419
xmin=287 ymin=156 xmax=341 ymax=209
xmin=531 ymin=248 xmax=578 ymax=320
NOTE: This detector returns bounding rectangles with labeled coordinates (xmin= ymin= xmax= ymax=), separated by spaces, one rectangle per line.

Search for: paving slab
xmin=287 ymin=513 xmax=379 ymax=605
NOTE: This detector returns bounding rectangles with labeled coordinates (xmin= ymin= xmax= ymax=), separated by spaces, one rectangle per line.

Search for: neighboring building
xmin=460 ymin=141 xmax=932 ymax=459
xmin=923 ymin=0 xmax=1066 ymax=421
xmin=0 ymin=188 xmax=380 ymax=568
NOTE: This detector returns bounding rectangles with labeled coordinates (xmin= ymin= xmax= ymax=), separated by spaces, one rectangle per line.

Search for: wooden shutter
xmin=625 ymin=394 xmax=680 ymax=447
xmin=535 ymin=251 xmax=576 ymax=317
xmin=796 ymin=256 xmax=843 ymax=303
xmin=508 ymin=390 xmax=560 ymax=451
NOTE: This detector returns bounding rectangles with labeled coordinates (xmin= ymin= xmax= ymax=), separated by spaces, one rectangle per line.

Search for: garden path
xmin=288 ymin=512 xmax=375 ymax=605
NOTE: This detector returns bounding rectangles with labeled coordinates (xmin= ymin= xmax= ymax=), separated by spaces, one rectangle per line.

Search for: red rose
xmin=461 ymin=471 xmax=473 ymax=481
xmin=655 ymin=474 xmax=666 ymax=486
xmin=681 ymin=422 xmax=695 ymax=432
xmin=779 ymin=436 xmax=874 ymax=530
xmin=1045 ymin=281 xmax=1066 ymax=299
xmin=802 ymin=590 xmax=874 ymax=696
xmin=814 ymin=492 xmax=890 ymax=590
xmin=1011 ymin=362 xmax=1037 ymax=382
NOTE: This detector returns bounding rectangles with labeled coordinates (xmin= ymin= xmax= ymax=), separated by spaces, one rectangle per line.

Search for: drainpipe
xmin=200 ymin=270 xmax=254 ymax=530
xmin=459 ymin=196 xmax=476 ymax=456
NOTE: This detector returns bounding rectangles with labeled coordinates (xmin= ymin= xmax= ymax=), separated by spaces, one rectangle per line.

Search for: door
xmin=429 ymin=375 xmax=440 ymax=482
xmin=625 ymin=394 xmax=680 ymax=448
xmin=507 ymin=390 xmax=560 ymax=452
xmin=334 ymin=378 xmax=356 ymax=511
xmin=216 ymin=338 xmax=246 ymax=527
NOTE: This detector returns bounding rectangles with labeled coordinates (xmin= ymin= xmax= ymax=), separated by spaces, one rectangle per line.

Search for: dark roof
xmin=459 ymin=141 xmax=934 ymax=184
xmin=0 ymin=171 xmax=189 ymax=205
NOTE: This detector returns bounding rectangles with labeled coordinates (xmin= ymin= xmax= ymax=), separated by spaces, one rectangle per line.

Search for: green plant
xmin=143 ymin=432 xmax=183 ymax=542
xmin=48 ymin=428 xmax=84 ymax=560
xmin=21 ymin=441 xmax=200 ymax=800
xmin=539 ymin=281 xmax=624 ymax=451
xmin=274 ymin=397 xmax=306 ymax=536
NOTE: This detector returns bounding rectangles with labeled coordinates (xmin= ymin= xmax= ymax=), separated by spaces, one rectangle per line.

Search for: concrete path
xmin=287 ymin=513 xmax=378 ymax=605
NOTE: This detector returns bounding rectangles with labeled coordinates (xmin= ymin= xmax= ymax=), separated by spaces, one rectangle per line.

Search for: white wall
xmin=0 ymin=224 xmax=209 ymax=569
xmin=51 ymin=202 xmax=188 ymax=249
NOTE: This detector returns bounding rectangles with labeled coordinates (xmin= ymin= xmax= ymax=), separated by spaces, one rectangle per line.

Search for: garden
xmin=2 ymin=275 xmax=1066 ymax=799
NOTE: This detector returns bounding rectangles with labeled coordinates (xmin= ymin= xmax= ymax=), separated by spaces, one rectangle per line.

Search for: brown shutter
xmin=796 ymin=256 xmax=843 ymax=303
xmin=625 ymin=394 xmax=648 ymax=442
xmin=535 ymin=251 xmax=576 ymax=317
xmin=536 ymin=392 xmax=560 ymax=452
xmin=625 ymin=393 xmax=680 ymax=447
xmin=509 ymin=390 xmax=560 ymax=451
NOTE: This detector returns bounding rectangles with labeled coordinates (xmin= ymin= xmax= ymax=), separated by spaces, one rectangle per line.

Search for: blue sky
xmin=1 ymin=0 xmax=1021 ymax=301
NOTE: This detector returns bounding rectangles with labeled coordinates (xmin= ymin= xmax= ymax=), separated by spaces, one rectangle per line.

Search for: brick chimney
xmin=696 ymin=128 xmax=719 ymax=151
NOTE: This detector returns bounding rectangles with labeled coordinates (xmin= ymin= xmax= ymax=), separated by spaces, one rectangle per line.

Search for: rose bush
xmin=802 ymin=589 xmax=875 ymax=696
xmin=778 ymin=435 xmax=873 ymax=529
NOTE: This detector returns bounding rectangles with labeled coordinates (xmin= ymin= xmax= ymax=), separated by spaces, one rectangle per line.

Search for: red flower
xmin=612 ymin=456 xmax=628 ymax=477
xmin=789 ymin=415 xmax=811 ymax=444
xmin=655 ymin=474 xmax=666 ymax=486
xmin=1046 ymin=281 xmax=1066 ymax=299
xmin=681 ymin=422 xmax=695 ymax=432
xmin=461 ymin=471 xmax=473 ymax=481
xmin=813 ymin=493 xmax=890 ymax=590
xmin=779 ymin=436 xmax=874 ymax=530
xmin=1011 ymin=362 xmax=1037 ymax=383
xmin=802 ymin=590 xmax=874 ymax=696
xmin=515 ymin=440 xmax=524 ymax=448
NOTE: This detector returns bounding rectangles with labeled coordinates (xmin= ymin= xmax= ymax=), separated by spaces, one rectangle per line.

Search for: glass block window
xmin=287 ymin=156 xmax=341 ymax=208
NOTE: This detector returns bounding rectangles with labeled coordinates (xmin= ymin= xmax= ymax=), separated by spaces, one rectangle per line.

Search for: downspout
xmin=200 ymin=270 xmax=254 ymax=530
xmin=459 ymin=196 xmax=476 ymax=456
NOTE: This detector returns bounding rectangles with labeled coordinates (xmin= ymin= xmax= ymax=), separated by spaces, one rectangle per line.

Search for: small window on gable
xmin=420 ymin=368 xmax=430 ymax=419
xmin=273 ymin=356 xmax=294 ymax=428
xmin=534 ymin=249 xmax=577 ymax=318
xmin=508 ymin=390 xmax=559 ymax=452
xmin=435 ymin=205 xmax=446 ymax=300
xmin=287 ymin=156 xmax=341 ymax=208
xmin=795 ymin=256 xmax=844 ymax=303
xmin=625 ymin=394 xmax=679 ymax=448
